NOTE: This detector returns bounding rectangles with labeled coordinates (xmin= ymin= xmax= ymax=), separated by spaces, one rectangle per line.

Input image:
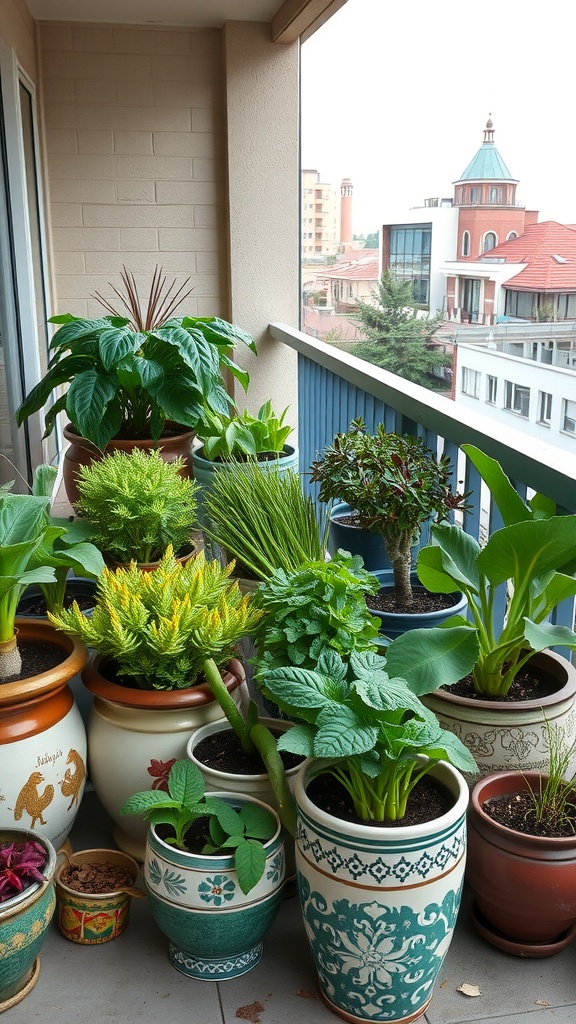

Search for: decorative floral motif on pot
xmin=299 ymin=876 xmax=462 ymax=1022
xmin=147 ymin=859 xmax=187 ymax=896
xmin=147 ymin=758 xmax=177 ymax=791
xmin=266 ymin=851 xmax=284 ymax=885
xmin=198 ymin=874 xmax=235 ymax=906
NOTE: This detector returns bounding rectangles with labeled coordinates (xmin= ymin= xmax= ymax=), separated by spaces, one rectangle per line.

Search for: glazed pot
xmin=0 ymin=827 xmax=57 ymax=1012
xmin=368 ymin=570 xmax=467 ymax=641
xmin=82 ymin=655 xmax=248 ymax=860
xmin=63 ymin=421 xmax=195 ymax=507
xmin=144 ymin=792 xmax=285 ymax=980
xmin=55 ymin=847 xmax=142 ymax=944
xmin=294 ymin=759 xmax=469 ymax=1024
xmin=328 ymin=503 xmax=391 ymax=570
xmin=467 ymin=771 xmax=576 ymax=956
xmin=421 ymin=649 xmax=576 ymax=780
xmin=0 ymin=619 xmax=88 ymax=848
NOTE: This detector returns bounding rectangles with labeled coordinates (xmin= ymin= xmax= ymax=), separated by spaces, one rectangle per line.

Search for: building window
xmin=538 ymin=391 xmax=552 ymax=424
xmin=489 ymin=186 xmax=501 ymax=204
xmin=469 ymin=187 xmax=480 ymax=203
xmin=563 ymin=399 xmax=576 ymax=433
xmin=486 ymin=375 xmax=497 ymax=404
xmin=483 ymin=232 xmax=497 ymax=252
xmin=504 ymin=381 xmax=530 ymax=417
xmin=506 ymin=231 xmax=518 ymax=241
xmin=461 ymin=231 xmax=470 ymax=257
xmin=462 ymin=367 xmax=480 ymax=398
xmin=389 ymin=223 xmax=431 ymax=305
xmin=505 ymin=290 xmax=533 ymax=318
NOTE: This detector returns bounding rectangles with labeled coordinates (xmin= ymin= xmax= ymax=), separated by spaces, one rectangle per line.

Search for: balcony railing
xmin=270 ymin=322 xmax=576 ymax=636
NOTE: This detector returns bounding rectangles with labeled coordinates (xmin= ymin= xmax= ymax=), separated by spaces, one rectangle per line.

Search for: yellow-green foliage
xmin=49 ymin=546 xmax=264 ymax=690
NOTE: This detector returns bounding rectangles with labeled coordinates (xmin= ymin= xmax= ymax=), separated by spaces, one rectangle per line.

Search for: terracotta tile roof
xmin=480 ymin=221 xmax=576 ymax=291
xmin=320 ymin=253 xmax=379 ymax=281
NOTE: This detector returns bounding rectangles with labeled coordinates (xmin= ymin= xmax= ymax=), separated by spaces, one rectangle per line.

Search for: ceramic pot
xmin=82 ymin=655 xmax=247 ymax=860
xmin=0 ymin=619 xmax=88 ymax=848
xmin=63 ymin=421 xmax=195 ymax=507
xmin=144 ymin=793 xmax=285 ymax=980
xmin=467 ymin=771 xmax=576 ymax=956
xmin=421 ymin=649 xmax=576 ymax=780
xmin=0 ymin=827 xmax=57 ymax=1012
xmin=55 ymin=847 xmax=142 ymax=944
xmin=294 ymin=759 xmax=468 ymax=1024
xmin=328 ymin=503 xmax=391 ymax=570
xmin=368 ymin=570 xmax=467 ymax=641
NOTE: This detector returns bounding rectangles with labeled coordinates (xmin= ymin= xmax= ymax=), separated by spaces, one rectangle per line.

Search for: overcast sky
xmin=301 ymin=0 xmax=574 ymax=235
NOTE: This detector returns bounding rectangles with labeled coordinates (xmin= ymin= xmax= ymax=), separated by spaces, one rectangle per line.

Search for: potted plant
xmin=310 ymin=418 xmax=469 ymax=636
xmin=0 ymin=478 xmax=89 ymax=847
xmin=119 ymin=759 xmax=285 ymax=980
xmin=0 ymin=826 xmax=57 ymax=1011
xmin=74 ymin=447 xmax=199 ymax=568
xmin=55 ymin=846 xmax=143 ymax=944
xmin=414 ymin=443 xmax=576 ymax=776
xmin=258 ymin=646 xmax=477 ymax=1024
xmin=202 ymin=460 xmax=326 ymax=588
xmin=466 ymin=722 xmax=576 ymax=956
xmin=48 ymin=547 xmax=264 ymax=858
xmin=15 ymin=266 xmax=256 ymax=504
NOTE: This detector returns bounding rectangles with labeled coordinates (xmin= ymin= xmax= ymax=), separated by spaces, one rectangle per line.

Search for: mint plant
xmin=120 ymin=759 xmax=278 ymax=894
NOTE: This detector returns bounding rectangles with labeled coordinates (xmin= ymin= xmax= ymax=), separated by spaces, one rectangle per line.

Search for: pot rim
xmin=82 ymin=654 xmax=245 ymax=709
xmin=192 ymin=443 xmax=297 ymax=466
xmin=63 ymin=421 xmax=195 ymax=444
xmin=471 ymin=769 xmax=576 ymax=849
xmin=0 ymin=619 xmax=88 ymax=707
xmin=186 ymin=717 xmax=303 ymax=784
xmin=55 ymin=847 xmax=139 ymax=897
xmin=149 ymin=790 xmax=282 ymax=861
xmin=294 ymin=758 xmax=469 ymax=841
xmin=429 ymin=648 xmax=576 ymax=712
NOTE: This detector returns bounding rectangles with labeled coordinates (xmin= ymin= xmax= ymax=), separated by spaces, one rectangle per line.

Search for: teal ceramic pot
xmin=369 ymin=570 xmax=467 ymax=641
xmin=144 ymin=793 xmax=285 ymax=981
xmin=0 ymin=828 xmax=57 ymax=1011
xmin=294 ymin=760 xmax=468 ymax=1024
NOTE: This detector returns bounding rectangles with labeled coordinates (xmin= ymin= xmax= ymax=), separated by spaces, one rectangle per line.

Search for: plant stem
xmin=249 ymin=723 xmax=297 ymax=838
xmin=201 ymin=656 xmax=255 ymax=755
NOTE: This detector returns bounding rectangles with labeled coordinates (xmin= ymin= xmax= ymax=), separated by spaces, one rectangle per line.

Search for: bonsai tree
xmin=310 ymin=418 xmax=468 ymax=611
xmin=15 ymin=265 xmax=256 ymax=450
xmin=197 ymin=400 xmax=294 ymax=461
xmin=74 ymin=447 xmax=199 ymax=565
xmin=415 ymin=444 xmax=576 ymax=697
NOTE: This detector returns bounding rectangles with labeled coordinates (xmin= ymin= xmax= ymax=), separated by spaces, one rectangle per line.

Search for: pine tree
xmin=351 ymin=271 xmax=451 ymax=389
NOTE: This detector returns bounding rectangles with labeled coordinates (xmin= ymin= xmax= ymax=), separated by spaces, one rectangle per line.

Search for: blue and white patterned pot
xmin=294 ymin=760 xmax=469 ymax=1024
xmin=144 ymin=793 xmax=285 ymax=981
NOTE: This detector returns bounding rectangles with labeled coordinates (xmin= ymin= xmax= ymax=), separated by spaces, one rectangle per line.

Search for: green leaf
xmin=66 ymin=369 xmax=117 ymax=440
xmin=523 ymin=618 xmax=576 ymax=652
xmin=314 ymin=706 xmax=378 ymax=758
xmin=207 ymin=797 xmax=243 ymax=837
xmin=234 ymin=838 xmax=266 ymax=895
xmin=0 ymin=494 xmax=50 ymax=546
xmin=239 ymin=802 xmax=276 ymax=840
xmin=98 ymin=327 xmax=143 ymax=370
xmin=276 ymin=723 xmax=316 ymax=757
xmin=120 ymin=790 xmax=181 ymax=815
xmin=384 ymin=627 xmax=480 ymax=695
xmin=32 ymin=465 xmax=58 ymax=498
xmin=462 ymin=444 xmax=532 ymax=526
xmin=479 ymin=517 xmax=576 ymax=587
xmin=417 ymin=524 xmax=481 ymax=595
xmin=167 ymin=760 xmax=206 ymax=805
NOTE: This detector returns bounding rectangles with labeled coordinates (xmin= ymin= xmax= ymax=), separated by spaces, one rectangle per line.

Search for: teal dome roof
xmin=454 ymin=117 xmax=517 ymax=183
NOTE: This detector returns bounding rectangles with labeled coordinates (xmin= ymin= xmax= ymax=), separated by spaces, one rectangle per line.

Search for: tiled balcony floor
xmin=7 ymin=789 xmax=576 ymax=1024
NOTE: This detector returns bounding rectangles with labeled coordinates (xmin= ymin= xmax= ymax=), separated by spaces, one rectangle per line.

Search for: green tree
xmin=351 ymin=271 xmax=451 ymax=389
xmin=364 ymin=231 xmax=379 ymax=249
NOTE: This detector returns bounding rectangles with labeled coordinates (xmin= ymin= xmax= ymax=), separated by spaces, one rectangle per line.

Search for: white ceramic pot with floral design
xmin=294 ymin=759 xmax=469 ymax=1024
xmin=143 ymin=793 xmax=285 ymax=981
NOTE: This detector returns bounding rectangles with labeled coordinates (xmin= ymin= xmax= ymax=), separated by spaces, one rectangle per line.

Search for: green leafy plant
xmin=258 ymin=647 xmax=477 ymax=822
xmin=310 ymin=418 xmax=468 ymax=611
xmin=48 ymin=546 xmax=264 ymax=691
xmin=16 ymin=266 xmax=256 ymax=450
xmin=203 ymin=462 xmax=326 ymax=581
xmin=75 ymin=448 xmax=199 ymax=564
xmin=416 ymin=444 xmax=576 ymax=696
xmin=120 ymin=759 xmax=278 ymax=894
xmin=254 ymin=550 xmax=382 ymax=673
xmin=198 ymin=401 xmax=293 ymax=461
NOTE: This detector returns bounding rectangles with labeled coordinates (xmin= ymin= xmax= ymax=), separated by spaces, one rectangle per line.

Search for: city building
xmin=301 ymin=169 xmax=340 ymax=259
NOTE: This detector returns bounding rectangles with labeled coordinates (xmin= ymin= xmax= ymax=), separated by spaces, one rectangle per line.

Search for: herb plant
xmin=203 ymin=462 xmax=326 ymax=581
xmin=0 ymin=839 xmax=48 ymax=902
xmin=259 ymin=648 xmax=478 ymax=822
xmin=16 ymin=265 xmax=256 ymax=450
xmin=198 ymin=401 xmax=293 ymax=460
xmin=120 ymin=759 xmax=278 ymax=894
xmin=416 ymin=444 xmax=576 ymax=696
xmin=310 ymin=418 xmax=468 ymax=611
xmin=49 ymin=547 xmax=264 ymax=691
xmin=75 ymin=448 xmax=199 ymax=564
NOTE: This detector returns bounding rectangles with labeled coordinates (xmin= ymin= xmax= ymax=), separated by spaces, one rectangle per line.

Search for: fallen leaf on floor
xmin=457 ymin=983 xmax=481 ymax=997
xmin=236 ymin=1001 xmax=265 ymax=1023
xmin=535 ymin=1000 xmax=551 ymax=1006
xmin=296 ymin=990 xmax=317 ymax=999
xmin=440 ymin=978 xmax=449 ymax=989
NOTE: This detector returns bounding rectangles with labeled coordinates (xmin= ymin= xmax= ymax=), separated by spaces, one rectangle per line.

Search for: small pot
xmin=55 ymin=847 xmax=142 ymax=944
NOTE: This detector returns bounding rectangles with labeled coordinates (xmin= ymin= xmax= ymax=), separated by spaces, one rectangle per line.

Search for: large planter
xmin=144 ymin=793 xmax=285 ymax=980
xmin=328 ymin=503 xmax=391 ymax=570
xmin=0 ymin=619 xmax=88 ymax=848
xmin=294 ymin=759 xmax=469 ymax=1024
xmin=421 ymin=649 xmax=576 ymax=780
xmin=467 ymin=771 xmax=576 ymax=956
xmin=0 ymin=827 xmax=57 ymax=1012
xmin=82 ymin=655 xmax=247 ymax=860
xmin=369 ymin=570 xmax=467 ymax=641
xmin=63 ymin=421 xmax=195 ymax=507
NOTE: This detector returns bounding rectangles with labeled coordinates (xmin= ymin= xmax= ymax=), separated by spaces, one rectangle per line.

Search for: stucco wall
xmin=0 ymin=0 xmax=37 ymax=78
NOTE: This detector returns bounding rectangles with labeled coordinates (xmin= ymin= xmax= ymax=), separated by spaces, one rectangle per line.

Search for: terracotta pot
xmin=422 ymin=649 xmax=576 ymax=781
xmin=62 ymin=421 xmax=195 ymax=506
xmin=82 ymin=655 xmax=248 ymax=860
xmin=0 ymin=620 xmax=89 ymax=848
xmin=467 ymin=771 xmax=576 ymax=955
xmin=55 ymin=847 xmax=142 ymax=944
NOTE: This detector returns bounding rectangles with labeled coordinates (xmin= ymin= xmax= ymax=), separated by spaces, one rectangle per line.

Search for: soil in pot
xmin=193 ymin=729 xmax=304 ymax=776
xmin=2 ymin=643 xmax=65 ymax=683
xmin=366 ymin=588 xmax=458 ymax=615
xmin=306 ymin=772 xmax=454 ymax=828
xmin=481 ymin=788 xmax=576 ymax=839
xmin=59 ymin=860 xmax=136 ymax=893
xmin=445 ymin=662 xmax=560 ymax=703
